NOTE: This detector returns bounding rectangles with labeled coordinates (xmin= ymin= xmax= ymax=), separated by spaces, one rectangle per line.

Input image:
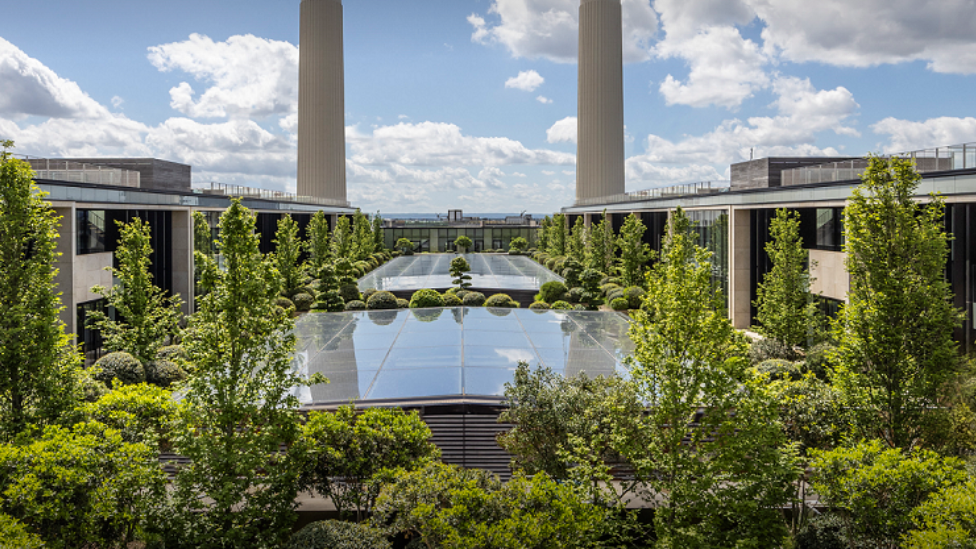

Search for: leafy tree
xmin=331 ymin=215 xmax=353 ymax=259
xmin=0 ymin=514 xmax=43 ymax=549
xmin=579 ymin=268 xmax=604 ymax=310
xmin=77 ymin=382 xmax=177 ymax=446
xmin=294 ymin=406 xmax=439 ymax=521
xmin=548 ymin=213 xmax=567 ymax=257
xmin=568 ymin=216 xmax=586 ymax=262
xmin=832 ymin=156 xmax=963 ymax=449
xmin=625 ymin=206 xmax=798 ymax=548
xmin=450 ymin=256 xmax=472 ymax=291
xmin=372 ymin=211 xmax=385 ymax=251
xmin=88 ymin=219 xmax=183 ymax=366
xmin=272 ymin=214 xmax=307 ymax=293
xmin=538 ymin=216 xmax=551 ymax=254
xmin=454 ymin=234 xmax=473 ymax=253
xmin=352 ymin=209 xmax=374 ymax=260
xmin=615 ymin=213 xmax=653 ymax=288
xmin=192 ymin=211 xmax=213 ymax=257
xmin=395 ymin=237 xmax=414 ymax=254
xmin=166 ymin=199 xmax=316 ymax=547
xmin=586 ymin=212 xmax=614 ymax=275
xmin=312 ymin=262 xmax=345 ymax=312
xmin=307 ymin=211 xmax=332 ymax=274
xmin=754 ymin=208 xmax=819 ymax=349
xmin=509 ymin=236 xmax=528 ymax=253
xmin=905 ymin=477 xmax=976 ymax=549
xmin=0 ymin=142 xmax=81 ymax=440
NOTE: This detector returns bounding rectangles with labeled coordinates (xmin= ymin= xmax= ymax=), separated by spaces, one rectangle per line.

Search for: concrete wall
xmin=809 ymin=249 xmax=849 ymax=301
xmin=729 ymin=208 xmax=752 ymax=329
xmin=170 ymin=211 xmax=195 ymax=315
xmin=61 ymin=158 xmax=191 ymax=191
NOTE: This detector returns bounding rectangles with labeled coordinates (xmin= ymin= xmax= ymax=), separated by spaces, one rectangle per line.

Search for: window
xmin=77 ymin=210 xmax=108 ymax=254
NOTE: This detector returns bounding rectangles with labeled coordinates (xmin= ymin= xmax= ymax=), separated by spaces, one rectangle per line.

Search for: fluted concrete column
xmin=729 ymin=207 xmax=751 ymax=329
xmin=576 ymin=0 xmax=625 ymax=203
xmin=298 ymin=0 xmax=347 ymax=204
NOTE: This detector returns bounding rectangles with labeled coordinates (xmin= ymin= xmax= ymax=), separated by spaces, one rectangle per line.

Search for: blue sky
xmin=2 ymin=0 xmax=976 ymax=212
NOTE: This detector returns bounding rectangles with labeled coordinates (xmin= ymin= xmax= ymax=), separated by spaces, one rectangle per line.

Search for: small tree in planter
xmin=450 ymin=256 xmax=472 ymax=291
xmin=509 ymin=237 xmax=528 ymax=254
xmin=396 ymin=238 xmax=414 ymax=255
xmin=455 ymin=235 xmax=473 ymax=253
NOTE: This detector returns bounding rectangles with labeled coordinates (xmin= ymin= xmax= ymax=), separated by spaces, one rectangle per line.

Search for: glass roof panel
xmin=358 ymin=254 xmax=564 ymax=291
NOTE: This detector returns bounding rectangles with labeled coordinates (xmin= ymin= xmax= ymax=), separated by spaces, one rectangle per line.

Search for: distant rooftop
xmin=193 ymin=181 xmax=351 ymax=208
xmin=573 ymin=180 xmax=730 ymax=207
xmin=782 ymin=142 xmax=976 ymax=186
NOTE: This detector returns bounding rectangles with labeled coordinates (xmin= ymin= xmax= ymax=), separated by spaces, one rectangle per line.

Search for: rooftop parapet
xmin=782 ymin=142 xmax=976 ymax=186
xmin=573 ymin=180 xmax=730 ymax=207
xmin=24 ymin=157 xmax=141 ymax=188
xmin=194 ymin=181 xmax=351 ymax=208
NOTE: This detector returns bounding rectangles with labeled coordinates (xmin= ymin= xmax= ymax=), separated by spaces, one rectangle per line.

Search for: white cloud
xmin=0 ymin=37 xmax=107 ymax=119
xmin=111 ymin=96 xmax=124 ymax=110
xmin=872 ymin=117 xmax=976 ymax=153
xmin=469 ymin=0 xmax=658 ymax=63
xmin=562 ymin=170 xmax=575 ymax=175
xmin=536 ymin=95 xmax=553 ymax=104
xmin=505 ymin=69 xmax=544 ymax=91
xmin=546 ymin=116 xmax=577 ymax=144
xmin=147 ymin=33 xmax=299 ymax=119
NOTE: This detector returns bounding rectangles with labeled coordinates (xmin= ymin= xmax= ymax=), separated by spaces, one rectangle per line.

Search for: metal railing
xmin=20 ymin=156 xmax=141 ymax=188
xmin=574 ymin=180 xmax=730 ymax=206
xmin=193 ymin=181 xmax=350 ymax=208
xmin=782 ymin=142 xmax=976 ymax=186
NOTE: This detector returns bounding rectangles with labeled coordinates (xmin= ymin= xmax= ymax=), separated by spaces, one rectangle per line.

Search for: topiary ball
xmin=290 ymin=285 xmax=315 ymax=298
xmin=409 ymin=289 xmax=444 ymax=308
xmin=529 ymin=301 xmax=551 ymax=311
xmin=536 ymin=281 xmax=568 ymax=304
xmin=610 ymin=297 xmax=629 ymax=311
xmin=462 ymin=292 xmax=486 ymax=306
xmin=607 ymin=289 xmax=625 ymax=302
xmin=285 ymin=519 xmax=391 ymax=549
xmin=551 ymin=300 xmax=572 ymax=310
xmin=292 ymin=292 xmax=315 ymax=312
xmin=156 ymin=345 xmax=187 ymax=363
xmin=361 ymin=288 xmax=379 ymax=302
xmin=339 ymin=284 xmax=362 ymax=303
xmin=455 ymin=289 xmax=470 ymax=300
xmin=748 ymin=337 xmax=796 ymax=364
xmin=396 ymin=298 xmax=410 ymax=309
xmin=623 ymin=286 xmax=646 ymax=309
xmin=145 ymin=360 xmax=188 ymax=388
xmin=94 ymin=352 xmax=146 ymax=386
xmin=344 ymin=300 xmax=366 ymax=311
xmin=756 ymin=359 xmax=802 ymax=381
xmin=275 ymin=297 xmax=296 ymax=312
xmin=566 ymin=287 xmax=585 ymax=304
xmin=573 ymin=304 xmax=587 ymax=311
xmin=367 ymin=291 xmax=398 ymax=310
xmin=443 ymin=294 xmax=463 ymax=307
xmin=485 ymin=293 xmax=518 ymax=308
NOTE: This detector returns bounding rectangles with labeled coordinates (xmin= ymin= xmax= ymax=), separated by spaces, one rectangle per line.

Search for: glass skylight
xmin=357 ymin=254 xmax=564 ymax=291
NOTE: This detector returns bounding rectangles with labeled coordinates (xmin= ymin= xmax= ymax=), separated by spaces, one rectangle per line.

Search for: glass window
xmin=77 ymin=210 xmax=108 ymax=254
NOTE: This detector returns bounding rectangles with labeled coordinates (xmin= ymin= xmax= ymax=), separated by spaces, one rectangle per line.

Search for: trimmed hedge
xmin=529 ymin=301 xmax=550 ymax=311
xmin=410 ymin=289 xmax=444 ymax=308
xmin=396 ymin=298 xmax=410 ymax=309
xmin=566 ymin=287 xmax=584 ymax=304
xmin=339 ymin=284 xmax=362 ymax=303
xmin=610 ymin=297 xmax=629 ymax=311
xmin=145 ymin=360 xmax=187 ymax=388
xmin=275 ymin=297 xmax=296 ymax=311
xmin=623 ymin=286 xmax=646 ymax=309
xmin=156 ymin=345 xmax=187 ymax=363
xmin=485 ymin=293 xmax=518 ymax=308
xmin=292 ymin=292 xmax=315 ymax=312
xmin=749 ymin=337 xmax=796 ymax=364
xmin=367 ymin=291 xmax=399 ymax=310
xmin=361 ymin=288 xmax=379 ymax=302
xmin=286 ymin=520 xmax=391 ymax=549
xmin=536 ymin=281 xmax=568 ymax=304
xmin=551 ymin=300 xmax=572 ymax=310
xmin=94 ymin=352 xmax=145 ymax=386
xmin=344 ymin=300 xmax=366 ymax=311
xmin=462 ymin=292 xmax=486 ymax=307
xmin=443 ymin=294 xmax=463 ymax=307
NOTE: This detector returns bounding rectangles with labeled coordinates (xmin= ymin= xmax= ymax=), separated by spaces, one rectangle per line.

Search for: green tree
xmin=905 ymin=478 xmax=976 ymax=549
xmin=0 ymin=143 xmax=81 ymax=440
xmin=395 ymin=237 xmax=414 ymax=254
xmin=294 ymin=406 xmax=439 ymax=521
xmin=615 ymin=213 xmax=653 ymax=288
xmin=307 ymin=211 xmax=332 ymax=275
xmin=77 ymin=382 xmax=177 ymax=446
xmin=754 ymin=208 xmax=819 ymax=349
xmin=454 ymin=234 xmax=473 ymax=253
xmin=450 ymin=256 xmax=472 ymax=290
xmin=538 ymin=216 xmax=551 ymax=254
xmin=332 ymin=215 xmax=353 ymax=259
xmin=568 ymin=216 xmax=586 ymax=262
xmin=166 ymin=199 xmax=315 ymax=547
xmin=548 ymin=213 xmax=567 ymax=257
xmin=586 ymin=212 xmax=614 ymax=275
xmin=311 ymin=262 xmax=345 ymax=312
xmin=509 ymin=236 xmax=528 ymax=253
xmin=372 ymin=211 xmax=385 ymax=252
xmin=88 ymin=219 xmax=184 ymax=366
xmin=352 ymin=209 xmax=374 ymax=260
xmin=626 ymin=207 xmax=798 ymax=548
xmin=192 ymin=211 xmax=213 ymax=256
xmin=832 ymin=156 xmax=964 ymax=449
xmin=272 ymin=214 xmax=307 ymax=293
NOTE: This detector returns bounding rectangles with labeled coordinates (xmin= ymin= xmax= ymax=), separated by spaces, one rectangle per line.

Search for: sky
xmin=2 ymin=0 xmax=976 ymax=213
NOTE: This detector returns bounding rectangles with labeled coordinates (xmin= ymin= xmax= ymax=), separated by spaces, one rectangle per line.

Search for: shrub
xmin=566 ymin=287 xmax=584 ymax=303
xmin=623 ymin=286 xmax=646 ymax=309
xmin=155 ymin=344 xmax=187 ymax=363
xmin=275 ymin=297 xmax=296 ymax=314
xmin=462 ymin=292 xmax=486 ymax=307
xmin=794 ymin=513 xmax=849 ymax=549
xmin=607 ymin=289 xmax=625 ymax=302
xmin=361 ymin=288 xmax=379 ymax=302
xmin=600 ymin=283 xmax=621 ymax=296
xmin=145 ymin=360 xmax=187 ymax=388
xmin=79 ymin=368 xmax=109 ymax=403
xmin=551 ymin=301 xmax=572 ymax=310
xmin=312 ymin=290 xmax=345 ymax=313
xmin=509 ymin=237 xmax=528 ymax=253
xmin=455 ymin=289 xmax=470 ymax=300
xmin=573 ymin=304 xmax=587 ymax=311
xmin=804 ymin=342 xmax=835 ymax=380
xmin=396 ymin=298 xmax=410 ymax=309
xmin=905 ymin=478 xmax=976 ymax=549
xmin=79 ymin=382 xmax=177 ymax=446
xmin=285 ymin=520 xmax=391 ymax=549
xmin=339 ymin=284 xmax=361 ymax=303
xmin=545 ymin=257 xmax=559 ymax=271
xmin=344 ymin=300 xmax=366 ymax=311
xmin=292 ymin=292 xmax=315 ymax=312
xmin=94 ymin=352 xmax=145 ymax=386
xmin=367 ymin=291 xmax=399 ymax=310
xmin=610 ymin=297 xmax=629 ymax=311
xmin=529 ymin=302 xmax=550 ymax=311
xmin=410 ymin=289 xmax=444 ymax=308
xmin=536 ymin=281 xmax=568 ymax=304
xmin=755 ymin=359 xmax=801 ymax=381
xmin=443 ymin=294 xmax=463 ymax=307
xmin=0 ymin=514 xmax=43 ymax=549
xmin=485 ymin=294 xmax=517 ymax=308
xmin=748 ymin=337 xmax=796 ymax=364
xmin=606 ymin=277 xmax=622 ymax=286
xmin=290 ymin=285 xmax=315 ymax=298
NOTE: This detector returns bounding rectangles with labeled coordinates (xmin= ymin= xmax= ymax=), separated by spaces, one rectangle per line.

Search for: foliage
xmin=536 ymin=281 xmax=568 ymax=304
xmin=286 ymin=520 xmax=391 ymax=549
xmin=616 ymin=214 xmax=653 ymax=288
xmin=372 ymin=212 xmax=385 ymax=252
xmin=450 ymin=256 xmax=472 ymax=291
xmin=485 ymin=293 xmax=518 ymax=308
xmin=443 ymin=293 xmax=462 ymax=306
xmin=832 ymin=156 xmax=964 ymax=449
xmin=273 ymin=214 xmax=307 ymax=294
xmin=509 ymin=236 xmax=528 ymax=253
xmin=610 ymin=297 xmax=629 ymax=310
xmin=0 ymin=513 xmax=44 ymax=549
xmin=804 ymin=341 xmax=836 ymax=380
xmin=94 ymin=352 xmax=146 ymax=386
xmin=367 ymin=291 xmax=399 ymax=310
xmin=332 ymin=215 xmax=354 ymax=259
xmin=345 ymin=300 xmax=367 ymax=311
xmin=462 ymin=292 xmax=486 ymax=306
xmin=551 ymin=300 xmax=572 ymax=310
xmin=626 ymin=206 xmax=798 ymax=548
xmin=410 ymin=289 xmax=444 ymax=308
xmin=754 ymin=208 xmax=820 ymax=348
xmin=905 ymin=478 xmax=976 ymax=549
xmin=313 ymin=263 xmax=345 ymax=312
xmin=810 ymin=439 xmax=967 ymax=548
xmin=765 ymin=370 xmax=846 ymax=455
xmin=396 ymin=298 xmax=410 ymax=309
xmin=395 ymin=237 xmax=414 ymax=254
xmin=538 ymin=216 xmax=551 ymax=253
xmin=0 ymin=146 xmax=82 ymax=440
xmin=454 ymin=234 xmax=473 ymax=253
xmin=578 ymin=268 xmax=605 ymax=309
xmin=372 ymin=462 xmax=609 ymax=549
xmin=362 ymin=287 xmax=378 ymax=301
xmin=77 ymin=382 xmax=176 ymax=446
xmin=794 ymin=513 xmax=852 ymax=549
xmin=352 ymin=210 xmax=375 ymax=261
xmin=623 ymin=286 xmax=646 ymax=309
xmin=307 ymin=211 xmax=332 ymax=272
xmin=144 ymin=360 xmax=187 ymax=388
xmin=561 ymin=258 xmax=584 ymax=288
xmin=165 ymin=199 xmax=313 ymax=547
xmin=547 ymin=213 xmax=567 ymax=257
xmin=293 ymin=292 xmax=315 ymax=312
xmin=192 ymin=210 xmax=213 ymax=257
xmin=339 ymin=283 xmax=362 ymax=303
xmin=568 ymin=216 xmax=586 ymax=262
xmin=529 ymin=301 xmax=550 ymax=310
xmin=586 ymin=212 xmax=615 ymax=275
xmin=0 ymin=422 xmax=167 ymax=549
xmin=749 ymin=336 xmax=797 ymax=364
xmin=294 ymin=406 xmax=439 ymax=520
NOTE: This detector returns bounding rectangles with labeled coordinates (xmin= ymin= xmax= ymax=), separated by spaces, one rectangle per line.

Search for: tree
xmin=509 ymin=236 xmax=528 ymax=253
xmin=0 ymin=142 xmax=81 ymax=440
xmin=372 ymin=211 xmax=385 ymax=252
xmin=615 ymin=213 xmax=653 ymax=288
xmin=568 ymin=216 xmax=586 ymax=262
xmin=548 ymin=214 xmax=567 ymax=257
xmin=272 ymin=214 xmax=306 ymax=294
xmin=352 ymin=209 xmax=374 ymax=260
xmin=307 ymin=211 xmax=332 ymax=275
xmin=449 ymin=256 xmax=472 ymax=291
xmin=395 ymin=238 xmax=414 ymax=255
xmin=625 ymin=207 xmax=798 ymax=548
xmin=454 ymin=235 xmax=473 ymax=253
xmin=331 ymin=215 xmax=353 ymax=259
xmin=294 ymin=405 xmax=439 ymax=521
xmin=192 ymin=211 xmax=213 ymax=257
xmin=538 ymin=216 xmax=551 ymax=254
xmin=88 ymin=219 xmax=184 ymax=366
xmin=905 ymin=477 xmax=976 ymax=549
xmin=166 ymin=199 xmax=317 ymax=547
xmin=754 ymin=208 xmax=819 ymax=349
xmin=312 ymin=262 xmax=345 ymax=312
xmin=832 ymin=156 xmax=964 ymax=449
xmin=586 ymin=212 xmax=614 ymax=275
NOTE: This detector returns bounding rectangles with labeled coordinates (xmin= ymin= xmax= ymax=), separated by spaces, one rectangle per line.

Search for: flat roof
xmin=293 ymin=307 xmax=634 ymax=406
xmin=358 ymin=254 xmax=564 ymax=291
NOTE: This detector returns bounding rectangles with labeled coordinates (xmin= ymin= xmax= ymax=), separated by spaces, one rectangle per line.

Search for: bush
xmin=536 ymin=281 xmax=568 ymax=304
xmin=339 ymin=284 xmax=361 ymax=303
xmin=566 ymin=287 xmax=584 ymax=304
xmin=607 ymin=289 xmax=625 ymax=302
xmin=0 ymin=514 xmax=43 ymax=549
xmin=748 ymin=337 xmax=796 ymax=364
xmin=545 ymin=257 xmax=559 ymax=271
xmin=410 ymin=289 xmax=444 ymax=308
xmin=455 ymin=290 xmax=470 ymax=300
xmin=794 ymin=513 xmax=849 ymax=549
xmin=610 ymin=297 xmax=629 ymax=311
xmin=623 ymin=286 xmax=646 ymax=309
xmin=367 ymin=291 xmax=399 ymax=310
xmin=804 ymin=342 xmax=835 ymax=380
xmin=600 ymin=283 xmax=621 ymax=296
xmin=905 ymin=478 xmax=976 ymax=549
xmin=156 ymin=344 xmax=187 ymax=364
xmin=292 ymin=292 xmax=315 ymax=312
xmin=361 ymin=288 xmax=378 ymax=302
xmin=145 ymin=360 xmax=187 ymax=388
xmin=755 ymin=359 xmax=801 ymax=381
xmin=573 ymin=304 xmax=587 ymax=311
xmin=78 ymin=382 xmax=177 ymax=446
xmin=485 ymin=294 xmax=518 ymax=308
xmin=94 ymin=352 xmax=145 ymax=386
xmin=290 ymin=285 xmax=315 ymax=298
xmin=443 ymin=294 xmax=463 ymax=307
xmin=462 ymin=292 xmax=486 ymax=307
xmin=529 ymin=302 xmax=551 ymax=311
xmin=286 ymin=520 xmax=391 ymax=549
xmin=344 ymin=300 xmax=366 ymax=311
xmin=79 ymin=368 xmax=109 ymax=403
xmin=396 ymin=298 xmax=410 ymax=309
xmin=551 ymin=300 xmax=572 ymax=310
